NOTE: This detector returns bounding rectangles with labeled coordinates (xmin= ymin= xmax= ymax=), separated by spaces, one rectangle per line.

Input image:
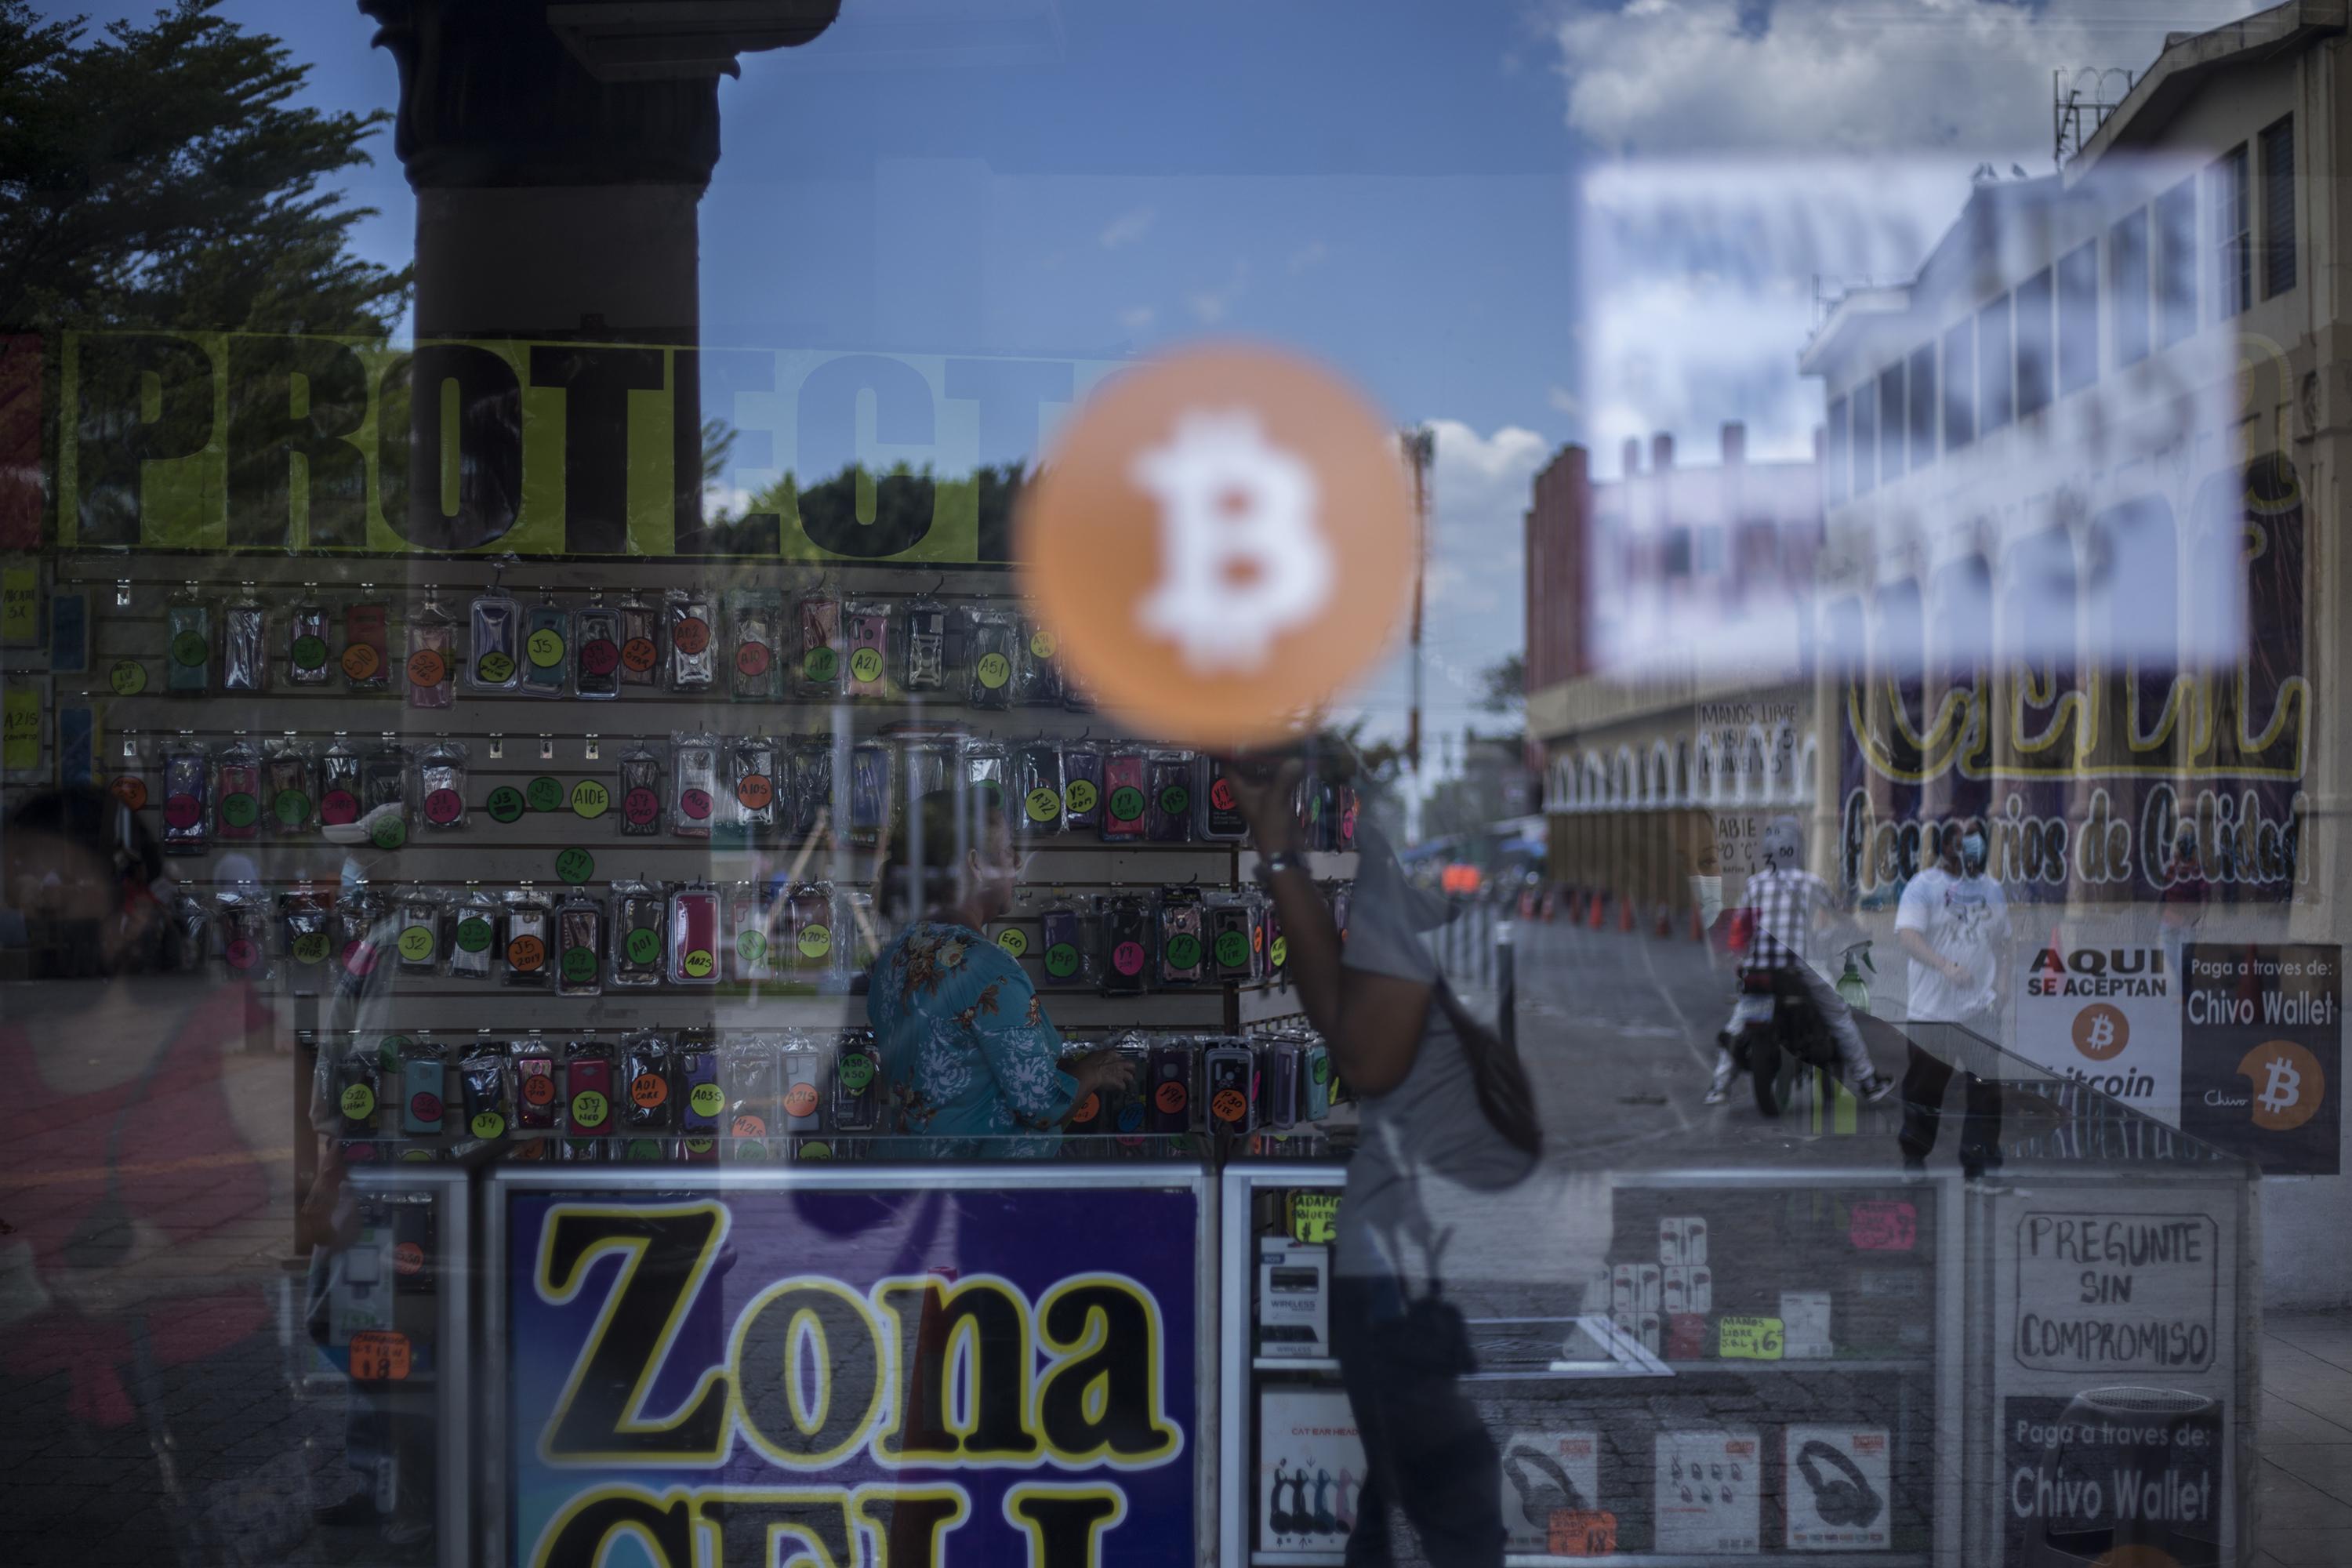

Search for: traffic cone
xmin=1655 ymin=905 xmax=1671 ymax=938
xmin=1619 ymin=895 xmax=1634 ymax=932
xmin=1588 ymin=893 xmax=1606 ymax=930
xmin=1690 ymin=904 xmax=1706 ymax=943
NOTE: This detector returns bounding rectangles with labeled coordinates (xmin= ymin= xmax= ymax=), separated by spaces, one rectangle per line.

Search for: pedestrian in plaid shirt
xmin=1708 ymin=817 xmax=1894 ymax=1105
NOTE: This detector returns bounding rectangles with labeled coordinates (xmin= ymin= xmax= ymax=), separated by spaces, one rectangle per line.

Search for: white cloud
xmin=1287 ymin=240 xmax=1329 ymax=274
xmin=1098 ymin=206 xmax=1156 ymax=249
xmin=1117 ymin=304 xmax=1156 ymax=332
xmin=1185 ymin=260 xmax=1250 ymax=325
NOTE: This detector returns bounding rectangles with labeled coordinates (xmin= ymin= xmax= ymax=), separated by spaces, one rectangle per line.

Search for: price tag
xmin=339 ymin=1083 xmax=376 ymax=1121
xmin=408 ymin=1091 xmax=442 ymax=1126
xmin=1849 ymin=1200 xmax=1918 ymax=1251
xmin=163 ymin=794 xmax=202 ymax=829
xmin=1064 ymin=779 xmax=1098 ymax=814
xmin=737 ymin=930 xmax=768 ymax=965
xmin=624 ymin=927 xmax=660 ymax=965
xmin=1044 ymin=943 xmax=1080 ymax=978
xmin=555 ymin=848 xmax=596 ymax=884
xmin=621 ymin=637 xmax=659 ymax=672
xmin=1024 ymin=787 xmax=1060 ymax=823
xmin=1165 ymin=934 xmax=1201 ymax=970
xmin=1270 ymin=937 xmax=1289 ymax=967
xmin=527 ymin=627 xmax=565 ymax=668
xmin=1289 ymin=1191 xmax=1341 ymax=1243
xmin=1159 ymin=786 xmax=1190 ymax=817
xmin=273 ymin=789 xmax=310 ymax=827
xmin=688 ymin=1083 xmax=726 ymax=1119
xmin=506 ymin=935 xmax=546 ymax=971
xmin=223 ymin=937 xmax=257 ymax=971
xmin=622 ymin=787 xmax=661 ymax=826
xmin=111 ymin=775 xmax=148 ymax=810
xmin=526 ymin=776 xmax=563 ymax=812
xmin=735 ymin=774 xmax=774 ymax=811
xmin=797 ymin=924 xmax=832 ymax=960
xmin=1210 ymin=777 xmax=1237 ymax=811
xmin=340 ymin=644 xmax=379 ymax=681
xmin=783 ymin=1083 xmax=821 ymax=1119
xmin=732 ymin=1114 xmax=768 ymax=1138
xmin=630 ymin=1073 xmax=670 ymax=1109
xmin=370 ymin=814 xmax=407 ymax=851
xmin=470 ymin=1111 xmax=507 ymax=1140
xmin=975 ymin=652 xmax=1011 ymax=688
xmin=456 ymin=918 xmax=492 ymax=953
xmin=349 ymin=1329 xmax=412 ymax=1382
xmin=1214 ymin=930 xmax=1250 ymax=970
xmin=735 ymin=641 xmax=772 ymax=677
xmin=848 ymin=647 xmax=884 ymax=684
xmin=169 ymin=630 xmax=207 ymax=667
xmin=804 ymin=645 xmax=839 ymax=683
xmin=561 ymin=946 xmax=597 ymax=983
xmin=1029 ymin=630 xmax=1057 ymax=659
xmin=672 ymin=618 xmax=710 ymax=655
xmin=1112 ymin=941 xmax=1145 ymax=976
xmin=220 ymin=793 xmax=259 ymax=828
xmin=109 ymin=659 xmax=147 ymax=695
xmin=1070 ymin=1092 xmax=1100 ymax=1125
xmin=1154 ymin=1080 xmax=1189 ymax=1116
xmin=397 ymin=925 xmax=436 ymax=963
xmin=423 ymin=788 xmax=464 ymax=825
xmin=521 ymin=1073 xmax=557 ymax=1106
xmin=291 ymin=635 xmax=328 ymax=672
xmin=405 ymin=649 xmax=447 ymax=688
xmin=292 ymin=931 xmax=330 ymax=965
xmin=996 ymin=927 xmax=1029 ymax=958
xmin=1211 ymin=1087 xmax=1248 ymax=1123
xmin=1548 ymin=1512 xmax=1620 ymax=1559
xmin=580 ymin=639 xmax=620 ymax=675
xmin=1717 ymin=1316 xmax=1784 ymax=1360
xmin=486 ymin=786 xmax=525 ymax=823
xmin=572 ymin=779 xmax=610 ymax=819
xmin=1107 ymin=786 xmax=1145 ymax=822
xmin=682 ymin=949 xmax=714 ymax=979
xmin=569 ymin=1090 xmax=609 ymax=1128
xmin=837 ymin=1054 xmax=876 ymax=1091
xmin=477 ymin=650 xmax=516 ymax=684
xmin=321 ymin=789 xmax=360 ymax=826
xmin=680 ymin=787 xmax=712 ymax=822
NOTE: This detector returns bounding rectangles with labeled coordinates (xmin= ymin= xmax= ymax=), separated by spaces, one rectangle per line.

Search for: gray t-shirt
xmin=1335 ymin=826 xmax=1537 ymax=1279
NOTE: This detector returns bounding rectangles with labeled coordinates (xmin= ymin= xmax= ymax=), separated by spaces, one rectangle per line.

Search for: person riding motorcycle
xmin=1705 ymin=816 xmax=1895 ymax=1106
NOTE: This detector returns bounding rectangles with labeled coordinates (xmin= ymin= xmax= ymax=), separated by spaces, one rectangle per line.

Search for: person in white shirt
xmin=1893 ymin=819 xmax=2009 ymax=1173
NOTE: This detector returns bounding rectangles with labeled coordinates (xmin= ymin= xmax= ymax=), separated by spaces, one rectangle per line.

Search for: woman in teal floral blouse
xmin=869 ymin=789 xmax=1135 ymax=1156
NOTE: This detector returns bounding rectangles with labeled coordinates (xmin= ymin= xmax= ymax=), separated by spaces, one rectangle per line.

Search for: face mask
xmin=1690 ymin=873 xmax=1723 ymax=931
xmin=1960 ymin=833 xmax=1987 ymax=873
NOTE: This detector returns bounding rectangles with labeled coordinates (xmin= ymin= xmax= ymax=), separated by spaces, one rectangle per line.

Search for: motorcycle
xmin=1723 ymin=942 xmax=1871 ymax=1118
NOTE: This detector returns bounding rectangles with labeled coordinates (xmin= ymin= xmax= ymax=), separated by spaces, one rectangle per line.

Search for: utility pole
xmin=1400 ymin=425 xmax=1435 ymax=839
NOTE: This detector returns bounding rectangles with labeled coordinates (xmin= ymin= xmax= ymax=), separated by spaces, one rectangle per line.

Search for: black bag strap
xmin=1432 ymin=976 xmax=1544 ymax=1158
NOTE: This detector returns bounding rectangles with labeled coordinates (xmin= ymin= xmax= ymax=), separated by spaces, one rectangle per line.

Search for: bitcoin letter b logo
xmin=2240 ymin=1041 xmax=2324 ymax=1132
xmin=2072 ymin=1003 xmax=2127 ymax=1062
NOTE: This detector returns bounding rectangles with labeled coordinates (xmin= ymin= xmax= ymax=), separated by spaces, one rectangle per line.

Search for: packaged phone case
xmin=281 ymin=891 xmax=330 ymax=972
xmin=900 ymin=596 xmax=948 ymax=692
xmin=787 ymin=735 xmax=831 ymax=837
xmin=668 ymin=884 xmax=720 ymax=985
xmin=616 ymin=591 xmax=660 ymax=687
xmin=728 ymin=589 xmax=781 ymax=700
xmin=848 ymin=740 xmax=888 ymax=844
xmin=213 ymin=888 xmax=270 ymax=982
xmin=1145 ymin=752 xmax=1192 ymax=842
xmin=779 ymin=1034 xmax=827 ymax=1134
xmin=1061 ymin=745 xmax=1103 ymax=833
xmin=963 ymin=740 xmax=1010 ymax=829
xmin=1265 ymin=902 xmax=1288 ymax=984
xmin=448 ymin=886 xmax=502 ymax=979
xmin=330 ymin=887 xmax=385 ymax=981
xmin=666 ymin=588 xmax=715 ymax=691
xmin=401 ymin=1043 xmax=447 ymax=1137
xmin=838 ymin=885 xmax=877 ymax=978
xmin=574 ymin=601 xmax=621 ymax=699
xmin=165 ymin=597 xmax=211 ymax=694
xmin=162 ymin=739 xmax=209 ymax=856
xmin=514 ymin=1046 xmax=558 ymax=1130
xmin=1039 ymin=902 xmax=1090 ymax=989
xmin=334 ymin=1039 xmax=382 ymax=1138
xmin=902 ymin=733 xmax=953 ymax=805
xmin=672 ymin=733 xmax=718 ymax=837
xmin=677 ymin=1033 xmax=721 ymax=1134
xmin=1014 ymin=740 xmax=1063 ymax=837
xmin=1156 ymin=887 xmax=1205 ymax=987
xmin=730 ymin=882 xmax=775 ymax=982
xmin=966 ymin=609 xmax=1018 ymax=709
xmin=563 ymin=1041 xmax=615 ymax=1138
xmin=467 ymin=587 xmax=521 ymax=691
xmin=394 ymin=887 xmax=444 ymax=976
xmin=417 ymin=739 xmax=469 ymax=829
xmin=1013 ymin=619 xmax=1062 ymax=706
xmin=1334 ymin=782 xmax=1359 ymax=852
xmin=1208 ymin=895 xmax=1257 ymax=984
xmin=1202 ymin=1041 xmax=1256 ymax=1135
xmin=406 ymin=593 xmax=455 ymax=709
xmin=728 ymin=735 xmax=779 ymax=835
xmin=1303 ymin=1040 xmax=1332 ymax=1120
xmin=222 ymin=597 xmax=267 ymax=693
xmin=786 ymin=882 xmax=834 ymax=978
xmin=619 ymin=1033 xmax=674 ymax=1130
xmin=1099 ymin=894 xmax=1150 ymax=996
xmin=214 ymin=739 xmax=262 ymax=842
xmin=258 ymin=739 xmax=314 ymax=836
xmin=608 ymin=879 xmax=667 ymax=988
xmin=1144 ymin=1041 xmax=1193 ymax=1134
xmin=362 ymin=741 xmax=408 ymax=839
xmin=319 ymin=738 xmax=363 ymax=829
xmin=1101 ymin=751 xmax=1146 ymax=840
xmin=459 ymin=1049 xmax=510 ymax=1142
xmin=831 ymin=1030 xmax=882 ymax=1132
xmin=521 ymin=592 xmax=569 ymax=698
xmin=502 ymin=888 xmax=553 ymax=988
xmin=616 ymin=745 xmax=663 ymax=837
xmin=795 ymin=587 xmax=843 ymax=697
xmin=556 ymin=891 xmax=604 ymax=996
xmin=844 ymin=600 xmax=891 ymax=699
xmin=1197 ymin=754 xmax=1249 ymax=841
xmin=343 ymin=601 xmax=390 ymax=689
xmin=1261 ymin=1040 xmax=1302 ymax=1131
xmin=723 ymin=1034 xmax=780 ymax=1144
xmin=167 ymin=891 xmax=209 ymax=972
xmin=289 ymin=597 xmax=332 ymax=686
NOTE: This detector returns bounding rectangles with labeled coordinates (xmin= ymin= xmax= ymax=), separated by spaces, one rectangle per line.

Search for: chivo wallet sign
xmin=503 ymin=1183 xmax=1200 ymax=1568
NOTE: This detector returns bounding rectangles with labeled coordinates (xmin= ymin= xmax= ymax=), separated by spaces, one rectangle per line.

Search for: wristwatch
xmin=1256 ymin=850 xmax=1305 ymax=884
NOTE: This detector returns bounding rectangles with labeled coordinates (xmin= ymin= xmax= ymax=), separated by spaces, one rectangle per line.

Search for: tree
xmin=1476 ymin=652 xmax=1526 ymax=717
xmin=0 ymin=0 xmax=409 ymax=335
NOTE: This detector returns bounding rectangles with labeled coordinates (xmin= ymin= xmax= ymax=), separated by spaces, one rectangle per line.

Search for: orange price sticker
xmin=735 ymin=774 xmax=774 ymax=811
xmin=672 ymin=618 xmax=710 ymax=655
xmin=110 ymin=775 xmax=147 ymax=811
xmin=340 ymin=643 xmax=381 ymax=681
xmin=521 ymin=1073 xmax=556 ymax=1105
xmin=630 ymin=1073 xmax=670 ymax=1109
xmin=1548 ymin=1512 xmax=1618 ymax=1558
xmin=621 ymin=637 xmax=659 ymax=673
xmin=349 ymin=1329 xmax=412 ymax=1382
xmin=405 ymin=648 xmax=447 ymax=688
xmin=506 ymin=935 xmax=546 ymax=971
xmin=1211 ymin=1087 xmax=1247 ymax=1123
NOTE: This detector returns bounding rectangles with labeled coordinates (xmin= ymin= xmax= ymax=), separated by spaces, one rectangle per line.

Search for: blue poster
xmin=505 ymin=1180 xmax=1201 ymax=1568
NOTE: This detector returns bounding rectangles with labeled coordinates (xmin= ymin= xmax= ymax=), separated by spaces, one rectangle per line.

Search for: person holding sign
xmin=868 ymin=789 xmax=1135 ymax=1156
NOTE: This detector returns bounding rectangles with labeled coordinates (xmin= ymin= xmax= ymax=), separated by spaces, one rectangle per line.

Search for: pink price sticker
xmin=341 ymin=940 xmax=379 ymax=977
xmin=224 ymin=938 xmax=256 ymax=971
xmin=321 ymin=789 xmax=361 ymax=826
xmin=1112 ymin=940 xmax=1145 ymax=977
xmin=579 ymin=639 xmax=620 ymax=676
xmin=681 ymin=787 xmax=713 ymax=822
xmin=423 ymin=788 xmax=464 ymax=825
xmin=1849 ymin=1200 xmax=1917 ymax=1251
xmin=622 ymin=787 xmax=660 ymax=826
xmin=163 ymin=795 xmax=203 ymax=829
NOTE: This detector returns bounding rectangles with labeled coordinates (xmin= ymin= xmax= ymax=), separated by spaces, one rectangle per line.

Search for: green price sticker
xmin=975 ymin=652 xmax=1011 ymax=689
xmin=273 ymin=789 xmax=310 ymax=827
xmin=837 ymin=1054 xmax=876 ymax=1091
xmin=1311 ymin=1052 xmax=1331 ymax=1083
xmin=996 ymin=927 xmax=1029 ymax=958
xmin=561 ymin=946 xmax=597 ymax=983
xmin=371 ymin=815 xmax=407 ymax=851
xmin=804 ymin=645 xmax=840 ymax=683
xmin=477 ymin=651 xmax=516 ymax=684
xmin=1159 ymin=786 xmax=1190 ymax=817
xmin=526 ymin=628 xmax=565 ymax=668
xmin=1269 ymin=937 xmax=1288 ymax=967
xmin=486 ymin=786 xmax=525 ymax=823
xmin=849 ymin=647 xmax=884 ymax=684
xmin=1029 ymin=630 xmax=1057 ymax=659
xmin=625 ymin=927 xmax=661 ymax=966
xmin=1718 ymin=1316 xmax=1785 ymax=1360
xmin=1065 ymin=779 xmax=1098 ymax=815
xmin=682 ymin=949 xmax=715 ymax=979
xmin=688 ymin=1083 xmax=726 ymax=1119
xmin=397 ymin=925 xmax=436 ymax=963
xmin=1044 ymin=942 xmax=1080 ymax=978
xmin=797 ymin=925 xmax=833 ymax=960
xmin=339 ymin=1083 xmax=376 ymax=1121
xmin=1289 ymin=1192 xmax=1341 ymax=1244
xmin=569 ymin=1090 xmax=609 ymax=1128
xmin=456 ymin=918 xmax=492 ymax=953
xmin=1165 ymin=934 xmax=1201 ymax=970
xmin=292 ymin=635 xmax=328 ymax=671
xmin=220 ymin=793 xmax=259 ymax=828
xmin=1215 ymin=930 xmax=1250 ymax=969
xmin=526 ymin=776 xmax=563 ymax=812
xmin=737 ymin=930 xmax=768 ymax=965
xmin=1024 ymin=787 xmax=1060 ymax=823
xmin=292 ymin=931 xmax=330 ymax=965
xmin=169 ymin=631 xmax=207 ymax=667
xmin=470 ymin=1111 xmax=507 ymax=1140
xmin=109 ymin=660 xmax=147 ymax=695
xmin=555 ymin=848 xmax=595 ymax=884
xmin=571 ymin=779 xmax=610 ymax=819
xmin=1108 ymin=786 xmax=1145 ymax=822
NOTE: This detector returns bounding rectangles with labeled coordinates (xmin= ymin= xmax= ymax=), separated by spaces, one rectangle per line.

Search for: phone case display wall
xmin=45 ymin=555 xmax=1361 ymax=1167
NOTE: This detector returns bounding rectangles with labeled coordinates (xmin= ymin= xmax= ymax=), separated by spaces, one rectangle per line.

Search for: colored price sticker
xmin=394 ymin=1241 xmax=426 ymax=1275
xmin=477 ymin=651 xmax=516 ymax=684
xmin=1159 ymin=786 xmax=1190 ymax=817
xmin=797 ymin=924 xmax=832 ymax=960
xmin=1064 ymin=779 xmax=1098 ymax=814
xmin=292 ymin=931 xmax=330 ymax=965
xmin=111 ymin=775 xmax=148 ymax=810
xmin=555 ymin=848 xmax=596 ymax=884
xmin=1549 ymin=1513 xmax=1619 ymax=1558
xmin=624 ymin=927 xmax=661 ymax=965
xmin=340 ymin=940 xmax=377 ymax=976
xmin=621 ymin=636 xmax=659 ymax=673
xmin=526 ymin=628 xmax=565 ymax=668
xmin=848 ymin=647 xmax=884 ymax=684
xmin=561 ymin=946 xmax=597 ymax=983
xmin=526 ymin=776 xmax=564 ymax=812
xmin=783 ymin=1083 xmax=820 ymax=1119
xmin=470 ymin=1111 xmax=507 ymax=1140
xmin=292 ymin=635 xmax=328 ymax=672
xmin=1270 ymin=937 xmax=1289 ymax=967
xmin=397 ymin=925 xmax=436 ymax=962
xmin=1211 ymin=1087 xmax=1248 ymax=1123
xmin=1024 ymin=787 xmax=1060 ymax=823
xmin=1029 ymin=630 xmax=1057 ymax=659
xmin=804 ymin=645 xmax=839 ymax=683
xmin=349 ymin=1329 xmax=412 ymax=1383
xmin=1289 ymin=1192 xmax=1341 ymax=1243
xmin=109 ymin=660 xmax=147 ymax=695
xmin=797 ymin=1142 xmax=834 ymax=1161
xmin=1070 ymin=1092 xmax=1099 ymax=1125
xmin=1154 ymin=1081 xmax=1188 ymax=1115
xmin=672 ymin=618 xmax=711 ymax=655
xmin=975 ymin=652 xmax=1011 ymax=688
xmin=1849 ymin=1200 xmax=1918 ymax=1251
xmin=423 ymin=788 xmax=464 ymax=825
xmin=837 ymin=1054 xmax=876 ymax=1091
xmin=996 ymin=927 xmax=1029 ymax=958
xmin=630 ymin=1073 xmax=670 ymax=1109
xmin=737 ymin=930 xmax=768 ymax=965
xmin=456 ymin=917 xmax=492 ymax=953
xmin=731 ymin=1114 xmax=767 ymax=1138
xmin=569 ymin=1090 xmax=609 ymax=1128
xmin=1107 ymin=786 xmax=1145 ymax=822
xmin=486 ymin=786 xmax=525 ymax=823
xmin=521 ymin=1073 xmax=557 ymax=1105
xmin=405 ymin=649 xmax=447 ymax=688
xmin=688 ymin=1083 xmax=727 ymax=1118
xmin=506 ymin=935 xmax=546 ymax=971
xmin=340 ymin=644 xmax=379 ymax=681
xmin=622 ymin=787 xmax=660 ymax=826
xmin=1112 ymin=941 xmax=1145 ymax=977
xmin=1310 ymin=1053 xmax=1330 ymax=1083
xmin=1214 ymin=931 xmax=1250 ymax=970
xmin=220 ymin=792 xmax=260 ymax=828
xmin=169 ymin=630 xmax=207 ymax=667
xmin=274 ymin=789 xmax=310 ymax=827
xmin=735 ymin=641 xmax=772 ymax=677
xmin=1044 ymin=943 xmax=1080 ymax=978
xmin=572 ymin=779 xmax=609 ymax=819
xmin=682 ymin=949 xmax=714 ymax=979
xmin=163 ymin=794 xmax=202 ymax=829
xmin=321 ymin=789 xmax=360 ymax=826
xmin=580 ymin=638 xmax=620 ymax=676
xmin=680 ymin=787 xmax=712 ymax=821
xmin=370 ymin=815 xmax=406 ymax=851
xmin=1165 ymin=934 xmax=1201 ymax=970
xmin=224 ymin=937 xmax=257 ymax=971
xmin=1210 ymin=777 xmax=1237 ymax=811
xmin=1116 ymin=1103 xmax=1145 ymax=1134
xmin=735 ymin=774 xmax=774 ymax=811
xmin=339 ymin=1083 xmax=376 ymax=1120
xmin=1717 ymin=1316 xmax=1784 ymax=1359
xmin=408 ymin=1092 xmax=442 ymax=1124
